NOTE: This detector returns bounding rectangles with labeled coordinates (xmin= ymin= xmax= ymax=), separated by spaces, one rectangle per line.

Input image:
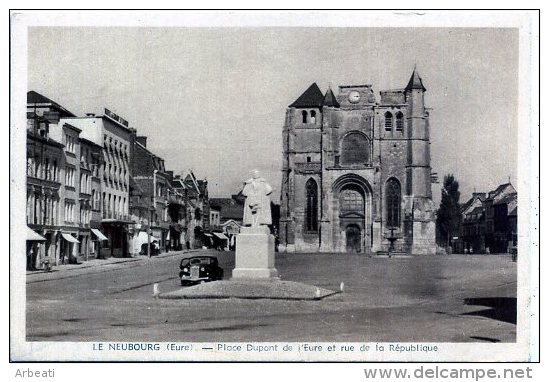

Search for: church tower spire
xmin=405 ymin=66 xmax=431 ymax=198
xmin=405 ymin=66 xmax=426 ymax=92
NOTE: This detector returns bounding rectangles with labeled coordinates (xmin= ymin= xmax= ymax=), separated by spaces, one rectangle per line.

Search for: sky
xmin=27 ymin=27 xmax=518 ymax=204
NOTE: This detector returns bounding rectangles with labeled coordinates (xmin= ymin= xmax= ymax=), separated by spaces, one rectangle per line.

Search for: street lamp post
xmin=150 ymin=169 xmax=158 ymax=258
xmin=147 ymin=224 xmax=151 ymax=258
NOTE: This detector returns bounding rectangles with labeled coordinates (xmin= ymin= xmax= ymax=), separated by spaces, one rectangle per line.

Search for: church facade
xmin=279 ymin=69 xmax=436 ymax=255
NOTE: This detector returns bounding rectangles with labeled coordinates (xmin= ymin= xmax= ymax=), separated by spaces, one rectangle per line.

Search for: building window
xmin=65 ymin=201 xmax=75 ymax=223
xmin=27 ymin=156 xmax=34 ymax=177
xmin=302 ymin=110 xmax=308 ymax=123
xmin=64 ymin=134 xmax=76 ymax=154
xmin=310 ymin=110 xmax=316 ymax=124
xmin=340 ymin=187 xmax=364 ymax=212
xmin=396 ymin=112 xmax=404 ymax=131
xmin=44 ymin=158 xmax=50 ymax=180
xmin=384 ymin=111 xmax=393 ymax=131
xmin=341 ymin=131 xmax=370 ymax=165
xmin=53 ymin=160 xmax=58 ymax=181
xmin=305 ymin=178 xmax=318 ymax=232
xmin=65 ymin=167 xmax=75 ymax=187
xmin=386 ymin=178 xmax=401 ymax=228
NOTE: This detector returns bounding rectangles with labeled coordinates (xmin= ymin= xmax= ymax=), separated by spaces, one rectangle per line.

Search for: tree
xmin=436 ymin=174 xmax=462 ymax=248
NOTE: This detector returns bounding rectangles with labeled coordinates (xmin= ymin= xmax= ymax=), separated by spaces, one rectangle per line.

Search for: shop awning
xmin=91 ymin=229 xmax=108 ymax=241
xmin=27 ymin=227 xmax=46 ymax=241
xmin=203 ymin=233 xmax=213 ymax=237
xmin=213 ymin=232 xmax=229 ymax=240
xmin=61 ymin=233 xmax=80 ymax=243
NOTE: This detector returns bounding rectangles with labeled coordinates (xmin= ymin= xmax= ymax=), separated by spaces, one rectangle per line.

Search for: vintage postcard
xmin=9 ymin=10 xmax=539 ymax=362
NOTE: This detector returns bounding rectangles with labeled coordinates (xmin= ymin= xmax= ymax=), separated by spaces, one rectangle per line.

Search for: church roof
xmin=289 ymin=83 xmax=325 ymax=108
xmin=405 ymin=68 xmax=426 ymax=92
xmin=323 ymin=87 xmax=340 ymax=107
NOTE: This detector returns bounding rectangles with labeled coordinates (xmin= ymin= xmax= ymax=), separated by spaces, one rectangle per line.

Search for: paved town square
xmin=27 ymin=251 xmax=516 ymax=343
xmin=14 ymin=17 xmax=536 ymax=365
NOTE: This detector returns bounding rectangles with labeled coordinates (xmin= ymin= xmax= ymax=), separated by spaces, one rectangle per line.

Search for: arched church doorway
xmin=339 ymin=185 xmax=365 ymax=253
xmin=345 ymin=224 xmax=362 ymax=253
xmin=332 ymin=174 xmax=373 ymax=254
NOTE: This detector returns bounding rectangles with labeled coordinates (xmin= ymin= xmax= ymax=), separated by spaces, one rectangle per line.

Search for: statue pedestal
xmin=232 ymin=226 xmax=279 ymax=280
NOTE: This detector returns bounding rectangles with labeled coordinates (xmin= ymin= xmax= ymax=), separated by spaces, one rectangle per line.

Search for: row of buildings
xmin=456 ymin=182 xmax=517 ymax=254
xmin=26 ymin=91 xmax=211 ymax=270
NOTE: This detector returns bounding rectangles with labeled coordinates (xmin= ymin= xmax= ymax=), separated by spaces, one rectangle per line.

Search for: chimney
xmin=136 ymin=136 xmax=147 ymax=147
xmin=166 ymin=170 xmax=174 ymax=179
xmin=86 ymin=113 xmax=96 ymax=117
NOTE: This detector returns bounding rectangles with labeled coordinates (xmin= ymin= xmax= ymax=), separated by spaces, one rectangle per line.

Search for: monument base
xmin=231 ymin=268 xmax=279 ymax=279
xmin=232 ymin=226 xmax=279 ymax=280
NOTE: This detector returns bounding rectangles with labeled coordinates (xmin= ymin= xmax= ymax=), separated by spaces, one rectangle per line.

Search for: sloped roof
xmin=494 ymin=192 xmax=517 ymax=206
xmin=405 ymin=69 xmax=426 ymax=92
xmin=470 ymin=206 xmax=484 ymax=215
xmin=465 ymin=206 xmax=485 ymax=221
xmin=460 ymin=199 xmax=474 ymax=213
xmin=460 ymin=193 xmax=486 ymax=213
xmin=28 ymin=90 xmax=56 ymax=104
xmin=170 ymin=177 xmax=187 ymax=189
xmin=323 ymin=88 xmax=340 ymax=107
xmin=508 ymin=206 xmax=517 ymax=216
xmin=27 ymin=90 xmax=76 ymax=117
xmin=289 ymin=83 xmax=324 ymax=108
xmin=488 ymin=183 xmax=516 ymax=201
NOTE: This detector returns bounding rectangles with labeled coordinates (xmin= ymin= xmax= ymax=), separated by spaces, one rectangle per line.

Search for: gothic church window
xmin=305 ymin=178 xmax=318 ymax=232
xmin=384 ymin=112 xmax=393 ymax=131
xmin=340 ymin=186 xmax=364 ymax=212
xmin=341 ymin=132 xmax=370 ymax=165
xmin=386 ymin=178 xmax=401 ymax=228
xmin=396 ymin=112 xmax=404 ymax=131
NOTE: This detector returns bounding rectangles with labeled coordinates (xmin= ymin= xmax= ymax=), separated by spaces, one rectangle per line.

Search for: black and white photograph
xmin=9 ymin=10 xmax=539 ymax=363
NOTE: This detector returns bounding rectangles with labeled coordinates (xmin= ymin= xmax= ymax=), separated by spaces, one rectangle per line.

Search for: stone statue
xmin=242 ymin=170 xmax=272 ymax=227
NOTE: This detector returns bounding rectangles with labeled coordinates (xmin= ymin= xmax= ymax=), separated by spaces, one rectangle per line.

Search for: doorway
xmin=346 ymin=224 xmax=362 ymax=253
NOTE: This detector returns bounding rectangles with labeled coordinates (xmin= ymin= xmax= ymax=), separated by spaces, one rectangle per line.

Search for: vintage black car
xmin=179 ymin=256 xmax=224 ymax=286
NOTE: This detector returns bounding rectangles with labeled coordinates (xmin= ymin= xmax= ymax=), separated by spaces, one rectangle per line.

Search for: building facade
xmin=62 ymin=109 xmax=133 ymax=257
xmin=460 ymin=183 xmax=517 ymax=254
xmin=49 ymin=120 xmax=84 ymax=264
xmin=166 ymin=171 xmax=186 ymax=251
xmin=26 ymin=112 xmax=65 ymax=269
xmin=129 ymin=135 xmax=172 ymax=254
xmin=79 ymin=137 xmax=105 ymax=259
xmin=279 ymin=69 xmax=436 ymax=255
xmin=181 ymin=172 xmax=210 ymax=249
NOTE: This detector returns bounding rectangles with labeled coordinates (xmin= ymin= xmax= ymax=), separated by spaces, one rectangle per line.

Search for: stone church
xmin=279 ymin=69 xmax=436 ymax=255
